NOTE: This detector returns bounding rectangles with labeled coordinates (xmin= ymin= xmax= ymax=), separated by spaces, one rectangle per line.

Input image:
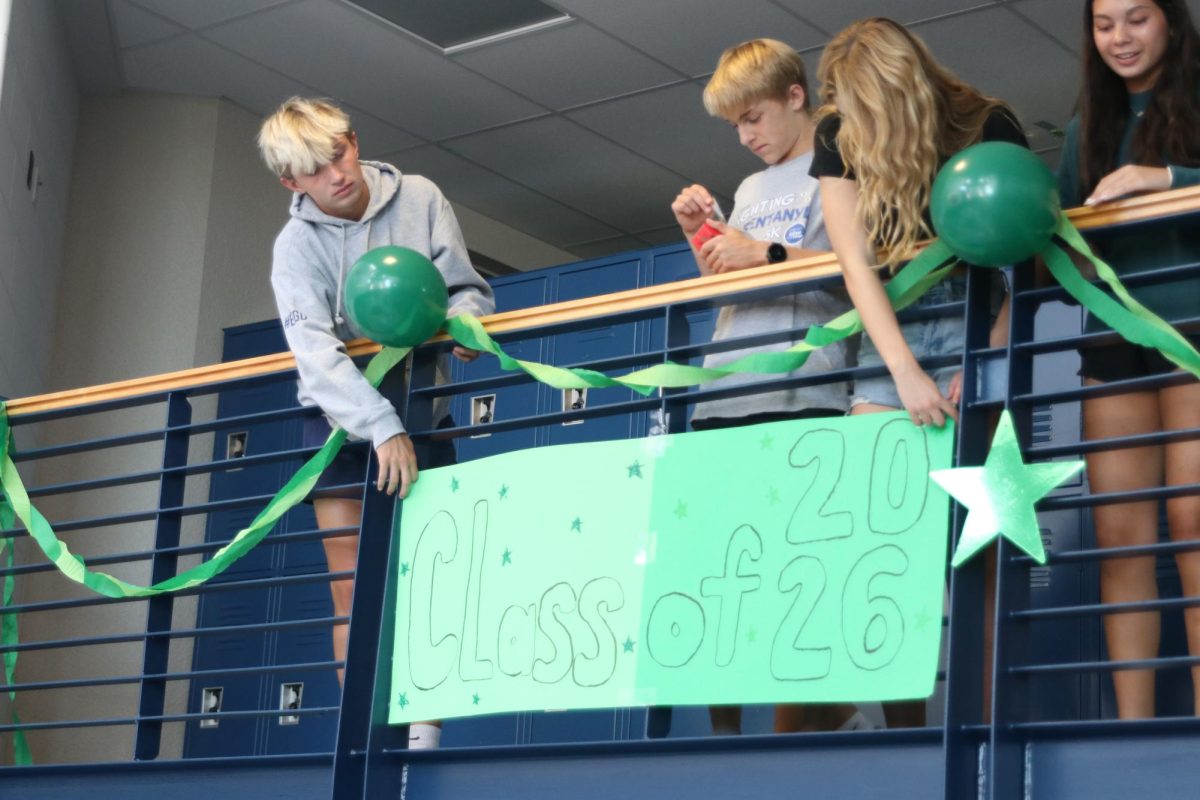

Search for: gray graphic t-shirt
xmin=692 ymin=151 xmax=852 ymax=421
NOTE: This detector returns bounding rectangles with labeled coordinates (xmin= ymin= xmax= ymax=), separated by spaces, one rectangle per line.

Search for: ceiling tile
xmin=444 ymin=116 xmax=691 ymax=233
xmin=567 ymin=81 xmax=757 ymax=206
xmin=637 ymin=226 xmax=687 ymax=247
xmin=121 ymin=34 xmax=311 ymax=113
xmin=126 ymin=0 xmax=293 ymax=30
xmin=380 ymin=144 xmax=621 ymax=247
xmin=202 ymin=0 xmax=546 ymax=140
xmin=776 ymin=0 xmax=996 ymax=35
xmin=347 ymin=108 xmax=425 ymax=156
xmin=111 ymin=0 xmax=185 ymax=48
xmin=1008 ymin=0 xmax=1084 ymax=55
xmin=551 ymin=0 xmax=826 ymax=76
xmin=915 ymin=8 xmax=1079 ymax=148
xmin=566 ymin=235 xmax=650 ymax=260
xmin=453 ymin=22 xmax=680 ymax=109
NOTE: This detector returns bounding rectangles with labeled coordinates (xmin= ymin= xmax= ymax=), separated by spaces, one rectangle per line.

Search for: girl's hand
xmin=1085 ymin=165 xmax=1171 ymax=205
xmin=894 ymin=363 xmax=959 ymax=428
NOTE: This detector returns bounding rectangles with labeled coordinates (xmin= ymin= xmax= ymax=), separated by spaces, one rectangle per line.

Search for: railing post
xmin=332 ymin=348 xmax=436 ymax=799
xmin=942 ymin=265 xmax=1005 ymax=798
xmin=987 ymin=263 xmax=1037 ymax=800
xmin=133 ymin=391 xmax=191 ymax=760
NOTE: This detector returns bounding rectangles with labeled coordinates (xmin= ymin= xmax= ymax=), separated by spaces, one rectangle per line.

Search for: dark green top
xmin=1056 ymin=91 xmax=1200 ymax=333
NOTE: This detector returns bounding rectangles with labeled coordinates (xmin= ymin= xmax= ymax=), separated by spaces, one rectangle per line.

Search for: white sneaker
xmin=838 ymin=711 xmax=881 ymax=732
xmin=408 ymin=722 xmax=442 ymax=750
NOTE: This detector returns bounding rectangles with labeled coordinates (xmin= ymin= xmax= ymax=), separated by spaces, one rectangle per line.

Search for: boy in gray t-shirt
xmin=671 ymin=40 xmax=851 ymax=427
xmin=669 ymin=40 xmax=860 ymax=735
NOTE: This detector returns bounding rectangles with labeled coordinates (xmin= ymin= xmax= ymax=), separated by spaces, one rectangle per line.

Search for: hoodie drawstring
xmin=334 ymin=226 xmax=346 ymax=325
xmin=333 ymin=218 xmax=374 ymax=327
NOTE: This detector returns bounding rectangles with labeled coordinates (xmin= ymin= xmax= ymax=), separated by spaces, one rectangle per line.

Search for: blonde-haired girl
xmin=810 ymin=17 xmax=1027 ymax=427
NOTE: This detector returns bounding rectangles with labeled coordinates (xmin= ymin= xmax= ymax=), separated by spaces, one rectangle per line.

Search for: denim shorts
xmin=850 ymin=275 xmax=967 ymax=410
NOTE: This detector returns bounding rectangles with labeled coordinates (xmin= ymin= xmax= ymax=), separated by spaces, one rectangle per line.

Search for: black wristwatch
xmin=766 ymin=242 xmax=788 ymax=264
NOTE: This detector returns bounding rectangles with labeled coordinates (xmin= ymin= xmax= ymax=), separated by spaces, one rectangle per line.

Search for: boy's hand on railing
xmin=671 ymin=184 xmax=719 ymax=238
xmin=376 ymin=433 xmax=418 ymax=497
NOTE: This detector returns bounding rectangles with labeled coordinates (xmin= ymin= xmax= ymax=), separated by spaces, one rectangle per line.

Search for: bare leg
xmin=1159 ymin=381 xmax=1200 ymax=715
xmin=1084 ymin=382 xmax=1163 ymax=719
xmin=709 ymin=705 xmax=742 ymax=735
xmin=313 ymin=497 xmax=362 ymax=685
xmin=775 ymin=703 xmax=860 ymax=732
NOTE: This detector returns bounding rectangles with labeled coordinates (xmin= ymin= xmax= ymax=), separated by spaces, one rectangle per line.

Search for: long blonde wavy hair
xmin=816 ymin=18 xmax=1012 ymax=268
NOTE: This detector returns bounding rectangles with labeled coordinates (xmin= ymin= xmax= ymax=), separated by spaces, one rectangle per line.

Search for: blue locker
xmin=453 ymin=273 xmax=551 ymax=463
xmin=546 ymin=255 xmax=644 ymax=446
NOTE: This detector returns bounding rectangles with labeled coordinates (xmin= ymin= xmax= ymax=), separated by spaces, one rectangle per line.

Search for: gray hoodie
xmin=270 ymin=161 xmax=494 ymax=447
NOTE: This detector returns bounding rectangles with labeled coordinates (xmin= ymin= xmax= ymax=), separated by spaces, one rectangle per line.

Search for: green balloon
xmin=931 ymin=141 xmax=1061 ymax=267
xmin=343 ymin=246 xmax=449 ymax=347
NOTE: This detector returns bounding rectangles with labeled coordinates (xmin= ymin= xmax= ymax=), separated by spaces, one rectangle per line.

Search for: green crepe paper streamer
xmin=1048 ymin=217 xmax=1200 ymax=378
xmin=0 ymin=405 xmax=32 ymax=765
xmin=446 ymin=240 xmax=960 ymax=394
xmin=0 ymin=346 xmax=409 ymax=602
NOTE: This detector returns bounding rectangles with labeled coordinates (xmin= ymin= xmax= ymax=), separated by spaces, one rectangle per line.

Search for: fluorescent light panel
xmin=346 ymin=0 xmax=571 ymax=52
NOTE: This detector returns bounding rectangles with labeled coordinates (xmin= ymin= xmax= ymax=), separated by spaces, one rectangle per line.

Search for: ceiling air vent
xmin=344 ymin=0 xmax=571 ymax=54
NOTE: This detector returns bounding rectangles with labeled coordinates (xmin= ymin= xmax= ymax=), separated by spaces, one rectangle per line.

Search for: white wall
xmin=14 ymin=93 xmax=285 ymax=765
xmin=0 ymin=0 xmax=77 ymax=401
xmin=0 ymin=0 xmax=78 ymax=767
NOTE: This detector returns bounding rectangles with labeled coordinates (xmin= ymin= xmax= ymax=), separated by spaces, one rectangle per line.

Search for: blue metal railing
xmin=1 ymin=193 xmax=1198 ymax=799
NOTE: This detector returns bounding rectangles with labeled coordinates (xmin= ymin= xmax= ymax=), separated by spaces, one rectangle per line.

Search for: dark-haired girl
xmin=1057 ymin=0 xmax=1200 ymax=719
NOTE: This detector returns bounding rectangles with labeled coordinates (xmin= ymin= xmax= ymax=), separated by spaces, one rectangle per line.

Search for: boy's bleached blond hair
xmin=703 ymin=39 xmax=810 ymax=120
xmin=258 ymin=97 xmax=352 ymax=179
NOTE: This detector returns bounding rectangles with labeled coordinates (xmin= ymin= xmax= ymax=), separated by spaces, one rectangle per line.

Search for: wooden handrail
xmin=8 ymin=185 xmax=1200 ymax=417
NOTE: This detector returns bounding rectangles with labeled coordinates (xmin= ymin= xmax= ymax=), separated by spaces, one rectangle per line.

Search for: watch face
xmin=768 ymin=242 xmax=787 ymax=263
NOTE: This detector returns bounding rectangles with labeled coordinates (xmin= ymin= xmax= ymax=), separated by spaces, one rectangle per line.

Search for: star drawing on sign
xmin=450 ymin=476 xmax=460 ymax=492
xmin=499 ymin=484 xmax=509 ymax=500
xmin=571 ymin=517 xmax=583 ymax=533
xmin=623 ymin=636 xmax=635 ymax=653
xmin=760 ymin=432 xmax=774 ymax=450
xmin=627 ymin=461 xmax=643 ymax=478
xmin=931 ymin=410 xmax=1084 ymax=568
xmin=501 ymin=547 xmax=512 ymax=566
xmin=914 ymin=607 xmax=936 ymax=633
xmin=397 ymin=692 xmax=409 ymax=709
xmin=766 ymin=486 xmax=781 ymax=506
xmin=399 ymin=562 xmax=410 ymax=577
xmin=674 ymin=500 xmax=688 ymax=520
xmin=472 ymin=693 xmax=481 ymax=706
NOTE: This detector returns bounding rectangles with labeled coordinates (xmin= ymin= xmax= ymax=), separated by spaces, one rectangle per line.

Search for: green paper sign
xmin=389 ymin=412 xmax=954 ymax=724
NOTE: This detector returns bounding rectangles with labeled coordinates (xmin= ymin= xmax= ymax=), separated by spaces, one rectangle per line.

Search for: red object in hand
xmin=691 ymin=220 xmax=722 ymax=250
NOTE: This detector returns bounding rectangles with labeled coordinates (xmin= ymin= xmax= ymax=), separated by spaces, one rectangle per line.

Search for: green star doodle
xmin=627 ymin=461 xmax=643 ymax=478
xmin=623 ymin=636 xmax=635 ymax=653
xmin=766 ymin=487 xmax=781 ymax=506
xmin=397 ymin=692 xmax=409 ymax=709
xmin=746 ymin=626 xmax=758 ymax=644
xmin=450 ymin=476 xmax=460 ymax=492
xmin=399 ymin=562 xmax=410 ymax=577
xmin=501 ymin=547 xmax=512 ymax=566
xmin=571 ymin=517 xmax=583 ymax=533
xmin=932 ymin=410 xmax=1084 ymax=567
xmin=499 ymin=484 xmax=509 ymax=500
xmin=674 ymin=500 xmax=688 ymax=520
xmin=760 ymin=432 xmax=774 ymax=450
xmin=472 ymin=693 xmax=481 ymax=706
xmin=914 ymin=607 xmax=936 ymax=633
